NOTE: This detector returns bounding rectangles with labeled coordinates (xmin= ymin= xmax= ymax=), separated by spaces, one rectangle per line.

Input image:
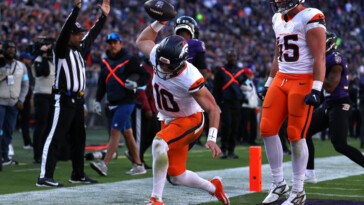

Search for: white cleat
xmin=304 ymin=174 xmax=317 ymax=184
xmin=262 ymin=181 xmax=289 ymax=204
xmin=281 ymin=190 xmax=306 ymax=205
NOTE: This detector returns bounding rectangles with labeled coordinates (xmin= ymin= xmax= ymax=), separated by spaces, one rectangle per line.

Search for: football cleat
xmin=304 ymin=174 xmax=318 ymax=184
xmin=147 ymin=197 xmax=164 ymax=205
xmin=262 ymin=181 xmax=289 ymax=204
xmin=209 ymin=176 xmax=230 ymax=205
xmin=281 ymin=190 xmax=306 ymax=205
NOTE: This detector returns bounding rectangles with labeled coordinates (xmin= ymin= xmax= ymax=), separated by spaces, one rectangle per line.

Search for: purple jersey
xmin=186 ymin=39 xmax=205 ymax=63
xmin=323 ymin=51 xmax=349 ymax=102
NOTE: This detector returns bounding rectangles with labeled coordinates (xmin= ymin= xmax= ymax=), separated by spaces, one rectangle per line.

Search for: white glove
xmin=94 ymin=101 xmax=102 ymax=115
xmin=125 ymin=79 xmax=138 ymax=91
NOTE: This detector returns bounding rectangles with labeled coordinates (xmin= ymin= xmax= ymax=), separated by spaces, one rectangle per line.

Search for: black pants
xmin=33 ymin=93 xmax=53 ymax=162
xmin=132 ymin=107 xmax=160 ymax=163
xmin=349 ymin=108 xmax=361 ymax=138
xmin=221 ymin=100 xmax=240 ymax=154
xmin=306 ymin=97 xmax=364 ymax=169
xmin=39 ymin=94 xmax=86 ymax=179
xmin=359 ymin=103 xmax=364 ymax=146
xmin=240 ymin=107 xmax=257 ymax=144
xmin=18 ymin=92 xmax=32 ymax=146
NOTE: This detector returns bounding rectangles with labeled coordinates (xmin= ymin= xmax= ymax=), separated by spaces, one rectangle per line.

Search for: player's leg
xmin=305 ymin=106 xmax=328 ymax=183
xmin=284 ymin=75 xmax=313 ymax=204
xmin=329 ymin=100 xmax=364 ymax=167
xmin=260 ymin=77 xmax=289 ymax=204
xmin=151 ymin=113 xmax=204 ymax=202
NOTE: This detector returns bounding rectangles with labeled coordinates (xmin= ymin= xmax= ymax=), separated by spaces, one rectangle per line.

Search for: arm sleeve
xmin=18 ymin=65 xmax=29 ymax=103
xmin=193 ymin=52 xmax=207 ymax=71
xmin=80 ymin=14 xmax=107 ymax=58
xmin=55 ymin=6 xmax=80 ymax=58
xmin=124 ymin=56 xmax=151 ymax=87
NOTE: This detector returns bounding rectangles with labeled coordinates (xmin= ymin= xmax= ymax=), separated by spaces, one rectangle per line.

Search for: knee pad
xmin=287 ymin=125 xmax=299 ymax=141
xmin=260 ymin=117 xmax=274 ymax=136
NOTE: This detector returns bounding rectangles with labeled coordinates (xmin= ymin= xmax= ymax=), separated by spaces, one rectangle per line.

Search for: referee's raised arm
xmin=55 ymin=0 xmax=82 ymax=59
xmin=81 ymin=0 xmax=110 ymax=58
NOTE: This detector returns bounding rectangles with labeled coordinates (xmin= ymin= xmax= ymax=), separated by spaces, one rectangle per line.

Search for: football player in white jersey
xmin=258 ymin=0 xmax=326 ymax=204
xmin=136 ymin=20 xmax=229 ymax=205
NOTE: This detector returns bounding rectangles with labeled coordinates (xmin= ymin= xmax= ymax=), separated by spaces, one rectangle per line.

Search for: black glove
xmin=258 ymin=87 xmax=268 ymax=101
xmin=304 ymin=89 xmax=321 ymax=107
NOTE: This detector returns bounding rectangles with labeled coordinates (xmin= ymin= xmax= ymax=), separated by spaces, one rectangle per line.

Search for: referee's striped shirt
xmin=53 ymin=6 xmax=106 ymax=93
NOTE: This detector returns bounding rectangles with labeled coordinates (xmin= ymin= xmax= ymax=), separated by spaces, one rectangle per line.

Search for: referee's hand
xmin=73 ymin=0 xmax=81 ymax=8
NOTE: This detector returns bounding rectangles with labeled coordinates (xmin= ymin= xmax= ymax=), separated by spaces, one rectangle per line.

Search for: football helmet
xmin=270 ymin=0 xmax=305 ymax=14
xmin=155 ymin=35 xmax=188 ymax=80
xmin=326 ymin=31 xmax=337 ymax=53
xmin=174 ymin=16 xmax=199 ymax=39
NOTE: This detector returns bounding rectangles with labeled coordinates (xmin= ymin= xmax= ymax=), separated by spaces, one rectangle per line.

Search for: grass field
xmin=1 ymin=128 xmax=364 ymax=204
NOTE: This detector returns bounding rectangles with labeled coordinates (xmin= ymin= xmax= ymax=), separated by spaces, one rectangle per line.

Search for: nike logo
xmin=46 ymin=181 xmax=59 ymax=186
xmin=313 ymin=95 xmax=317 ymax=101
xmin=299 ymin=83 xmax=306 ymax=85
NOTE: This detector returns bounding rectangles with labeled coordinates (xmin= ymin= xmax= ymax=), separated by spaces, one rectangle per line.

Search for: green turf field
xmin=1 ymin=128 xmax=364 ymax=204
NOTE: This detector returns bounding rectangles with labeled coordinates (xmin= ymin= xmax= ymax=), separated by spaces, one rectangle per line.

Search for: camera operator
xmin=31 ymin=40 xmax=55 ymax=164
xmin=0 ymin=40 xmax=29 ymax=166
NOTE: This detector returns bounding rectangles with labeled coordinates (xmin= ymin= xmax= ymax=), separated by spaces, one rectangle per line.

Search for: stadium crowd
xmin=1 ymin=0 xmax=364 ymax=78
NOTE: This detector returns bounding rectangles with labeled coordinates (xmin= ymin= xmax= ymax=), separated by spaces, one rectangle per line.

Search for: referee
xmin=36 ymin=0 xmax=110 ymax=187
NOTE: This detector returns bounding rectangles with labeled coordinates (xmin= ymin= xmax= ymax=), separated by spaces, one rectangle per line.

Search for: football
xmin=144 ymin=0 xmax=176 ymax=21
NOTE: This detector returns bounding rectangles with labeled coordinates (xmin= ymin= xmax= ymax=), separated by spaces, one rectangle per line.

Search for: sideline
xmin=0 ymin=155 xmax=363 ymax=205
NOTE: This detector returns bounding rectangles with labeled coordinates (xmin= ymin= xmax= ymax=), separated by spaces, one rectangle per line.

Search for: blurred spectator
xmin=90 ymin=32 xmax=150 ymax=176
xmin=31 ymin=39 xmax=55 ymax=164
xmin=18 ymin=51 xmax=34 ymax=149
xmin=239 ymin=68 xmax=258 ymax=145
xmin=0 ymin=40 xmax=29 ymax=166
xmin=213 ymin=50 xmax=246 ymax=159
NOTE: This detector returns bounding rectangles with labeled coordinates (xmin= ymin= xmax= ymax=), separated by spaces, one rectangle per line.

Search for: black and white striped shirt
xmin=53 ymin=6 xmax=106 ymax=93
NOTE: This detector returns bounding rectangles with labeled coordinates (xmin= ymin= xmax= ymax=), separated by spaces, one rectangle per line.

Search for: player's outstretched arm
xmin=136 ymin=21 xmax=166 ymax=58
xmin=191 ymin=87 xmax=221 ymax=158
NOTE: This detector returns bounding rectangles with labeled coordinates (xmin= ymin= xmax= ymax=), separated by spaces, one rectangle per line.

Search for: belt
xmin=53 ymin=89 xmax=84 ymax=99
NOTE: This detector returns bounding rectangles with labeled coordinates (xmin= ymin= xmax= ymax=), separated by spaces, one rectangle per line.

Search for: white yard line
xmin=0 ymin=155 xmax=363 ymax=205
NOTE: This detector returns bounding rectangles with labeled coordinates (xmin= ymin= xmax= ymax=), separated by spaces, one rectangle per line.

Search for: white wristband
xmin=150 ymin=21 xmax=165 ymax=33
xmin=264 ymin=77 xmax=274 ymax=87
xmin=207 ymin=127 xmax=218 ymax=142
xmin=312 ymin=80 xmax=323 ymax=91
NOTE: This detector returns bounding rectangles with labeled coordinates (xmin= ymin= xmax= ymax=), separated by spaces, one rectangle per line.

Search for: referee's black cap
xmin=71 ymin=22 xmax=87 ymax=34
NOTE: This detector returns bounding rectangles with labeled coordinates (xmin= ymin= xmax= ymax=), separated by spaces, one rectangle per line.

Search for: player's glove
xmin=94 ymin=101 xmax=102 ymax=115
xmin=257 ymin=87 xmax=268 ymax=101
xmin=304 ymin=89 xmax=321 ymax=107
xmin=125 ymin=79 xmax=138 ymax=91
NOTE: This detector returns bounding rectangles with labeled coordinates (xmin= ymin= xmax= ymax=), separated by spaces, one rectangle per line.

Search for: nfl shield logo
xmin=155 ymin=1 xmax=164 ymax=8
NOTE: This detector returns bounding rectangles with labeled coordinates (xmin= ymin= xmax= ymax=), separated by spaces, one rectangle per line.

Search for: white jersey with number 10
xmin=149 ymin=44 xmax=204 ymax=121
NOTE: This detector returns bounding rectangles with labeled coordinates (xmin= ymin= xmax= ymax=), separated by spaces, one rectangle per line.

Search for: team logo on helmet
xmin=155 ymin=1 xmax=164 ymax=8
xmin=179 ymin=42 xmax=188 ymax=59
xmin=159 ymin=57 xmax=170 ymax=64
xmin=76 ymin=22 xmax=81 ymax=28
xmin=335 ymin=56 xmax=342 ymax=64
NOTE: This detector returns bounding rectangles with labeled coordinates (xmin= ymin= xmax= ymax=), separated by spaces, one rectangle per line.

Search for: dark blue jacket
xmin=213 ymin=65 xmax=246 ymax=104
xmin=96 ymin=48 xmax=150 ymax=105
